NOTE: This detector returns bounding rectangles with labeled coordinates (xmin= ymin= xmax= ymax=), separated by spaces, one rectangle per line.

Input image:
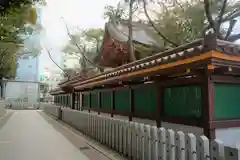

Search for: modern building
xmin=15 ymin=55 xmax=39 ymax=82
xmin=3 ymin=6 xmax=43 ymax=108
xmin=15 ymin=6 xmax=42 ymax=82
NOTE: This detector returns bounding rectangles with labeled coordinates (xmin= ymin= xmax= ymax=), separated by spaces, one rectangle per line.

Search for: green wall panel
xmin=115 ymin=89 xmax=130 ymax=112
xmin=163 ymin=85 xmax=202 ymax=118
xmin=101 ymin=91 xmax=112 ymax=109
xmin=133 ymin=87 xmax=157 ymax=114
xmin=214 ymin=84 xmax=240 ymax=120
xmin=91 ymin=92 xmax=98 ymax=108
xmin=82 ymin=93 xmax=90 ymax=107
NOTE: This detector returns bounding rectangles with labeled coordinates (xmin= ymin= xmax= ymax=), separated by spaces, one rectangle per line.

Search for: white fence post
xmin=175 ymin=131 xmax=186 ymax=160
xmin=130 ymin=122 xmax=135 ymax=159
xmin=111 ymin=118 xmax=115 ymax=149
xmin=139 ymin=123 xmax=145 ymax=160
xmin=211 ymin=140 xmax=225 ymax=160
xmin=146 ymin=125 xmax=151 ymax=160
xmin=167 ymin=129 xmax=175 ymax=160
xmin=59 ymin=111 xmax=240 ymax=160
xmin=224 ymin=146 xmax=240 ymax=160
xmin=151 ymin=126 xmax=158 ymax=160
xmin=135 ymin=122 xmax=141 ymax=160
xmin=103 ymin=117 xmax=107 ymax=145
xmin=97 ymin=115 xmax=100 ymax=141
xmin=127 ymin=121 xmax=132 ymax=158
xmin=108 ymin=117 xmax=112 ymax=147
xmin=197 ymin=136 xmax=210 ymax=160
xmin=159 ymin=127 xmax=167 ymax=160
xmin=123 ymin=120 xmax=128 ymax=156
xmin=119 ymin=119 xmax=123 ymax=153
xmin=115 ymin=119 xmax=120 ymax=152
xmin=186 ymin=133 xmax=197 ymax=160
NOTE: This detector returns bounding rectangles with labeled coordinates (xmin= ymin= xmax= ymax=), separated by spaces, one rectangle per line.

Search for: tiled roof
xmin=106 ymin=20 xmax=164 ymax=48
xmin=49 ymin=88 xmax=64 ymax=95
xmin=52 ymin=33 xmax=240 ymax=92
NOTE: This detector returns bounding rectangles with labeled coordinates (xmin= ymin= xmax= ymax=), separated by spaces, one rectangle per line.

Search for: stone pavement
xmin=0 ymin=100 xmax=6 ymax=118
xmin=0 ymin=110 xmax=123 ymax=160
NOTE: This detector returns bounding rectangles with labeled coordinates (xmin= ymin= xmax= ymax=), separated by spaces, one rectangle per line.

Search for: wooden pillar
xmin=72 ymin=91 xmax=75 ymax=110
xmin=156 ymin=84 xmax=163 ymax=128
xmin=98 ymin=91 xmax=101 ymax=115
xmin=80 ymin=93 xmax=83 ymax=111
xmin=88 ymin=93 xmax=91 ymax=113
xmin=129 ymin=87 xmax=134 ymax=121
xmin=111 ymin=90 xmax=115 ymax=117
xmin=202 ymin=69 xmax=215 ymax=140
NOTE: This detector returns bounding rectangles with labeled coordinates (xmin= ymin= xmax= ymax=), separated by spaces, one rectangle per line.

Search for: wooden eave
xmin=59 ymin=33 xmax=240 ymax=91
xmin=49 ymin=88 xmax=65 ymax=95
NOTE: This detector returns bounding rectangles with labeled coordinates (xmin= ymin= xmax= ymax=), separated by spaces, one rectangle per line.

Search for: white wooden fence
xmin=70 ymin=111 xmax=240 ymax=160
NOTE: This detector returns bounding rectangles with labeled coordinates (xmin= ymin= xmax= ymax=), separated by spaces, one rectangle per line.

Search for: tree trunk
xmin=128 ymin=0 xmax=136 ymax=62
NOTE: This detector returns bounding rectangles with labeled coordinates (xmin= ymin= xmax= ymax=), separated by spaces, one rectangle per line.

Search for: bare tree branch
xmin=228 ymin=33 xmax=240 ymax=42
xmin=218 ymin=0 xmax=228 ymax=24
xmin=225 ymin=19 xmax=237 ymax=40
xmin=44 ymin=47 xmax=68 ymax=77
xmin=142 ymin=0 xmax=178 ymax=47
xmin=202 ymin=8 xmax=240 ymax=35
xmin=61 ymin=17 xmax=102 ymax=70
xmin=217 ymin=0 xmax=228 ymax=35
xmin=204 ymin=0 xmax=219 ymax=36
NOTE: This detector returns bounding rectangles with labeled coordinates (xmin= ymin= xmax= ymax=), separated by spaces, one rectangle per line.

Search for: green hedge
xmin=163 ymin=85 xmax=202 ymax=118
xmin=214 ymin=84 xmax=240 ymax=120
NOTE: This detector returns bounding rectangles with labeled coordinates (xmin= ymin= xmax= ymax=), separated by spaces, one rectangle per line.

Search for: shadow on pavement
xmin=38 ymin=111 xmax=113 ymax=160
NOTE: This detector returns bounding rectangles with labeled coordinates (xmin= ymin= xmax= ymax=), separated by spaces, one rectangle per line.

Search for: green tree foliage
xmin=103 ymin=4 xmax=127 ymax=21
xmin=103 ymin=0 xmax=240 ymax=56
xmin=62 ymin=27 xmax=104 ymax=76
xmin=83 ymin=28 xmax=104 ymax=52
xmin=151 ymin=0 xmax=205 ymax=46
xmin=0 ymin=0 xmax=44 ymax=78
xmin=143 ymin=0 xmax=240 ymax=47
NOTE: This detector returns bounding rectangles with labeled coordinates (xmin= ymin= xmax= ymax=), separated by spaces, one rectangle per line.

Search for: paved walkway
xmin=0 ymin=110 xmax=113 ymax=160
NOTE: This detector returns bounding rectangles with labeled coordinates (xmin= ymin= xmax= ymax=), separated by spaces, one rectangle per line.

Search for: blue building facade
xmin=15 ymin=55 xmax=39 ymax=82
xmin=15 ymin=6 xmax=42 ymax=82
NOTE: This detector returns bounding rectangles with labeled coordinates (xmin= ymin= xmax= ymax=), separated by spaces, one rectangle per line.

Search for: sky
xmin=38 ymin=0 xmax=119 ymax=74
xmin=37 ymin=0 xmax=240 ymax=76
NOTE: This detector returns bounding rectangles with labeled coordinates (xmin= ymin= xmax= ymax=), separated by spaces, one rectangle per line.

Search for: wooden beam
xmin=202 ymin=69 xmax=216 ymax=140
xmin=211 ymin=75 xmax=240 ymax=84
xmin=98 ymin=91 xmax=101 ymax=115
xmin=156 ymin=84 xmax=162 ymax=127
xmin=88 ymin=93 xmax=91 ymax=113
xmin=162 ymin=116 xmax=202 ymax=127
xmin=210 ymin=119 xmax=240 ymax=129
xmin=111 ymin=90 xmax=115 ymax=117
xmin=129 ymin=88 xmax=134 ymax=121
xmin=80 ymin=93 xmax=83 ymax=111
